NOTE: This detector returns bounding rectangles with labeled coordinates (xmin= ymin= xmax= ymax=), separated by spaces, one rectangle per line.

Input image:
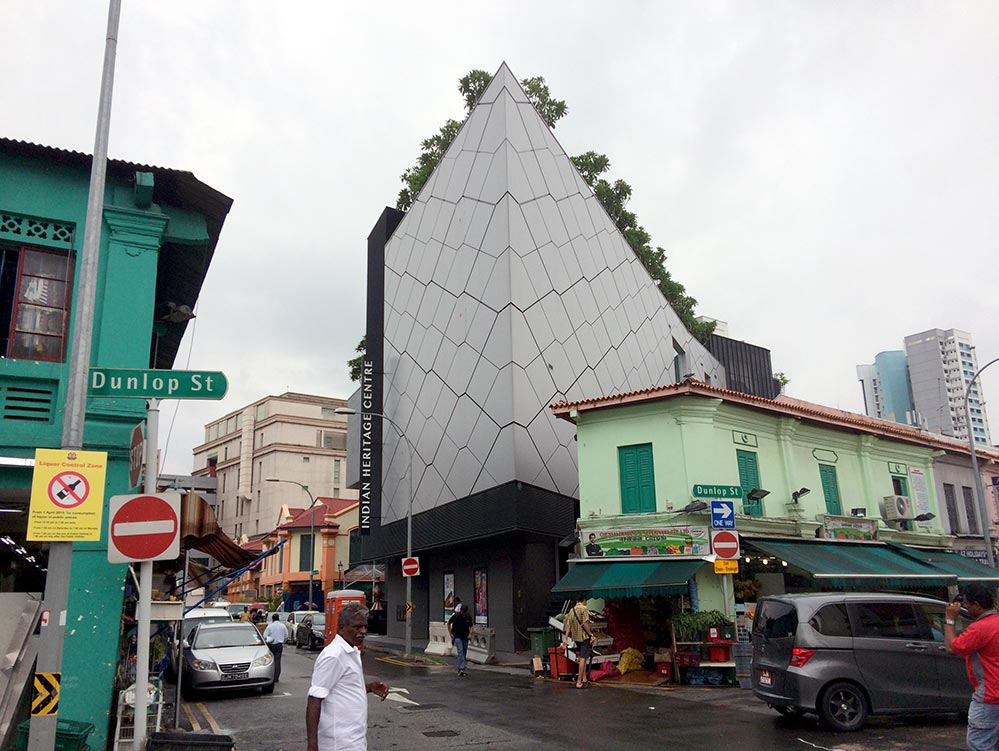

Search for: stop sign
xmin=711 ymin=530 xmax=741 ymax=560
xmin=401 ymin=556 xmax=420 ymax=577
xmin=108 ymin=493 xmax=181 ymax=563
xmin=129 ymin=423 xmax=144 ymax=489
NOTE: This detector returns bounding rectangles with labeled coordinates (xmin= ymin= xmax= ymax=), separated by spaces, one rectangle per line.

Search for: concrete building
xmin=0 ymin=138 xmax=230 ymax=749
xmin=192 ymin=392 xmax=356 ymax=543
xmin=905 ymin=328 xmax=991 ymax=446
xmin=347 ymin=64 xmax=726 ymax=652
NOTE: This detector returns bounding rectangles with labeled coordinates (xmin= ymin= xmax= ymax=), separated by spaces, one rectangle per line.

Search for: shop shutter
xmin=737 ymin=450 xmax=762 ymax=517
xmin=619 ymin=444 xmax=656 ymax=514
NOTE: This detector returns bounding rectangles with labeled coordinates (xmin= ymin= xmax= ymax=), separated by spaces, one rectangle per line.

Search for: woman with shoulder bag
xmin=563 ymin=594 xmax=594 ymax=688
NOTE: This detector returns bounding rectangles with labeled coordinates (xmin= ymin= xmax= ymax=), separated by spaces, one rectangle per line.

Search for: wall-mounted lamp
xmin=850 ymin=508 xmax=867 ymax=517
xmin=681 ymin=500 xmax=708 ymax=513
xmin=791 ymin=487 xmax=810 ymax=503
xmin=914 ymin=512 xmax=936 ymax=522
xmin=156 ymin=301 xmax=196 ymax=323
xmin=747 ymin=488 xmax=770 ymax=501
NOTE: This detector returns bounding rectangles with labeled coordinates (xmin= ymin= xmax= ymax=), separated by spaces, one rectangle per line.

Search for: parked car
xmin=180 ymin=621 xmax=275 ymax=699
xmin=751 ymin=592 xmax=971 ymax=731
xmin=284 ymin=610 xmax=320 ymax=646
xmin=296 ymin=613 xmax=327 ymax=651
xmin=167 ymin=607 xmax=235 ymax=679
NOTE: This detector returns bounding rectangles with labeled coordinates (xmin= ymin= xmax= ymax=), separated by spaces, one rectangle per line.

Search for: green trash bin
xmin=15 ymin=719 xmax=95 ymax=751
xmin=528 ymin=627 xmax=558 ymax=658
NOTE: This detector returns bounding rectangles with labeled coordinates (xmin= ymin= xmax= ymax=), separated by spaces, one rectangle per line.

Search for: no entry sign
xmin=108 ymin=493 xmax=181 ymax=564
xmin=711 ymin=530 xmax=741 ymax=560
xmin=401 ymin=557 xmax=420 ymax=577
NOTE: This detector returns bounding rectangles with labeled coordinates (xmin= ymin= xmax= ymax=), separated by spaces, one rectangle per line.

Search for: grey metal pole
xmin=307 ymin=485 xmax=315 ymax=611
xmin=29 ymin=3 xmax=121 ymax=750
xmin=964 ymin=357 xmax=999 ymax=568
xmin=133 ymin=399 xmax=159 ymax=750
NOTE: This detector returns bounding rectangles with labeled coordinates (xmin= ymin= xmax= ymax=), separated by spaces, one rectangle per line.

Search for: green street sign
xmin=692 ymin=484 xmax=743 ymax=499
xmin=89 ymin=368 xmax=228 ymax=400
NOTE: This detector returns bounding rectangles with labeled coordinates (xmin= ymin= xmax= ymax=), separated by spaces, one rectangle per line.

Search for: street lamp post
xmin=335 ymin=406 xmax=415 ymax=655
xmin=267 ymin=478 xmax=320 ymax=610
xmin=963 ymin=357 xmax=999 ymax=569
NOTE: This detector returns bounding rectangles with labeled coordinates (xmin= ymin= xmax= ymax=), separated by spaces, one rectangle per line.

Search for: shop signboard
xmin=581 ymin=526 xmax=710 ymax=558
xmin=821 ymin=515 xmax=878 ymax=541
xmin=714 ymin=559 xmax=739 ymax=574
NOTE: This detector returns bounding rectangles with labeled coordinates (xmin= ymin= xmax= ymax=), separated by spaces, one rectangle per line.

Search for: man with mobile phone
xmin=945 ymin=584 xmax=999 ymax=751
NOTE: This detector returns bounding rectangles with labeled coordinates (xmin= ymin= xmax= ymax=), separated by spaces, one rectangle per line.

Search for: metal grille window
xmin=962 ymin=486 xmax=979 ymax=535
xmin=943 ymin=484 xmax=960 ymax=532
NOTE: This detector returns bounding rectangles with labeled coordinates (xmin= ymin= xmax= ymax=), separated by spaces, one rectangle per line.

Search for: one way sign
xmin=711 ymin=500 xmax=735 ymax=529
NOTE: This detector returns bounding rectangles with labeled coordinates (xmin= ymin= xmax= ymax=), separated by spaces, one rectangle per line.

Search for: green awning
xmin=889 ymin=545 xmax=999 ymax=583
xmin=551 ymin=559 xmax=705 ymax=600
xmin=748 ymin=539 xmax=956 ymax=589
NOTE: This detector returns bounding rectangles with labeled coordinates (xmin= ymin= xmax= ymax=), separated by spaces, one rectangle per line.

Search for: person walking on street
xmin=239 ymin=606 xmax=251 ymax=623
xmin=263 ymin=613 xmax=289 ymax=682
xmin=448 ymin=603 xmax=473 ymax=676
xmin=307 ymin=602 xmax=389 ymax=751
xmin=945 ymin=583 xmax=999 ymax=751
xmin=563 ymin=594 xmax=594 ymax=689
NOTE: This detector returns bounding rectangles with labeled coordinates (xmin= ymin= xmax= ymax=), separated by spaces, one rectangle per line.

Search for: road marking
xmin=198 ymin=703 xmax=222 ymax=734
xmin=375 ymin=656 xmax=432 ymax=668
xmin=385 ymin=691 xmax=418 ymax=706
xmin=182 ymin=703 xmax=201 ymax=731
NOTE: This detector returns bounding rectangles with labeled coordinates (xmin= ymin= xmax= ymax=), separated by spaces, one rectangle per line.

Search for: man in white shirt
xmin=307 ymin=603 xmax=388 ymax=751
xmin=262 ymin=613 xmax=289 ymax=681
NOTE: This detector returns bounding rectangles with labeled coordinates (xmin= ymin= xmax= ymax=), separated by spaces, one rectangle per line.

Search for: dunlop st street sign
xmin=89 ymin=368 xmax=228 ymax=400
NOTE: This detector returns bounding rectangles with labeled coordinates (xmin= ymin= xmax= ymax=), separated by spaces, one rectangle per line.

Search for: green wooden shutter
xmin=737 ymin=450 xmax=762 ymax=517
xmin=619 ymin=444 xmax=656 ymax=514
xmin=819 ymin=464 xmax=842 ymax=515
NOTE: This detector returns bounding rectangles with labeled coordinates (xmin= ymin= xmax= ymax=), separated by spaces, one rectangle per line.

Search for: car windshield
xmin=183 ymin=616 xmax=233 ymax=641
xmin=193 ymin=626 xmax=264 ymax=649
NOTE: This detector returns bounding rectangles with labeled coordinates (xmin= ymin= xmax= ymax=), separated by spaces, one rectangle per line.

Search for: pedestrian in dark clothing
xmin=448 ymin=603 xmax=473 ymax=676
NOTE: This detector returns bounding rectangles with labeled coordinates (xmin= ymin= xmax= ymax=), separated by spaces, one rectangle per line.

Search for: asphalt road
xmin=166 ymin=645 xmax=969 ymax=751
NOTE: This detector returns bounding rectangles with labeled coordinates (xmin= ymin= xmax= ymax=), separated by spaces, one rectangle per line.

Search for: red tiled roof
xmin=279 ymin=498 xmax=358 ymax=530
xmin=550 ymin=378 xmax=999 ymax=462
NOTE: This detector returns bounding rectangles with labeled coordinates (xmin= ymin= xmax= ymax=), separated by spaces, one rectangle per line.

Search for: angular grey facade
xmin=352 ymin=64 xmax=725 ymax=649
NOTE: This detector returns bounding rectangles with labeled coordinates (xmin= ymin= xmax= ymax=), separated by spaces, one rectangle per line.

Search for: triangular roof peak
xmin=478 ymin=63 xmax=529 ymax=106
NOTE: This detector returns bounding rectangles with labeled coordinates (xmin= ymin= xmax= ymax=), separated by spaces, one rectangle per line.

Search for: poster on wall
xmin=473 ymin=567 xmax=488 ymax=625
xmin=581 ymin=527 xmax=710 ymax=558
xmin=909 ymin=467 xmax=931 ymax=520
xmin=443 ymin=571 xmax=455 ymax=620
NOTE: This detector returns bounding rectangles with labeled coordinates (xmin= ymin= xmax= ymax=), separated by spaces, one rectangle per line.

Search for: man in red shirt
xmin=946 ymin=583 xmax=999 ymax=751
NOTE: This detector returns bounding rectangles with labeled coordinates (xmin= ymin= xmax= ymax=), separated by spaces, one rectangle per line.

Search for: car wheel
xmin=180 ymin=681 xmax=197 ymax=702
xmin=818 ymin=681 xmax=868 ymax=732
xmin=261 ymin=681 xmax=275 ymax=695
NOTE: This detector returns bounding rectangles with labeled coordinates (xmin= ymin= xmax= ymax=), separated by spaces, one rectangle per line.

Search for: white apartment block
xmin=904 ymin=328 xmax=991 ymax=446
xmin=193 ymin=392 xmax=356 ymax=540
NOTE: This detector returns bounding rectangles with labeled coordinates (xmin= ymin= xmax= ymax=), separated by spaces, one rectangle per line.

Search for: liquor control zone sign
xmin=89 ymin=368 xmax=228 ymax=400
xmin=27 ymin=449 xmax=107 ymax=542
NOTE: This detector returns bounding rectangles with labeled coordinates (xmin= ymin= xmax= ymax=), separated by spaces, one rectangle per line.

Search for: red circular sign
xmin=111 ymin=495 xmax=178 ymax=561
xmin=129 ymin=424 xmax=144 ymax=489
xmin=48 ymin=471 xmax=90 ymax=509
xmin=401 ymin=557 xmax=420 ymax=576
xmin=712 ymin=530 xmax=740 ymax=559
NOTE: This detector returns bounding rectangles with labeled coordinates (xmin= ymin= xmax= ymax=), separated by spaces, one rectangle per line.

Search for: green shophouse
xmin=551 ymin=379 xmax=999 ymax=616
xmin=0 ymin=138 xmax=230 ymax=748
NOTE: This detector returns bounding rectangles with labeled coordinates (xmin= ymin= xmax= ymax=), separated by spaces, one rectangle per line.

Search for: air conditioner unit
xmin=882 ymin=495 xmax=914 ymax=521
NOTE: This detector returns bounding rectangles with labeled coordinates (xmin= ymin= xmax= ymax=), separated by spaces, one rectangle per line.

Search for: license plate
xmin=759 ymin=670 xmax=772 ymax=687
xmin=220 ymin=672 xmax=249 ymax=681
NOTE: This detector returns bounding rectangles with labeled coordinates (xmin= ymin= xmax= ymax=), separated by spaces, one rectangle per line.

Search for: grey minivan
xmin=752 ymin=592 xmax=970 ymax=731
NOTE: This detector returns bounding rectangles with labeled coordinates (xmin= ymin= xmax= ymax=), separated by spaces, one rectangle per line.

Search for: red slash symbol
xmin=48 ymin=472 xmax=90 ymax=509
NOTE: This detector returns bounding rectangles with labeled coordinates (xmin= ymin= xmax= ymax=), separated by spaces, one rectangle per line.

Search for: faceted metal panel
xmin=377 ymin=63 xmax=725 ymax=525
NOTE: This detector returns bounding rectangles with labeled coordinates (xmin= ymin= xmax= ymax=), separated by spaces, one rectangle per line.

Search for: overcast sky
xmin=5 ymin=1 xmax=997 ymax=474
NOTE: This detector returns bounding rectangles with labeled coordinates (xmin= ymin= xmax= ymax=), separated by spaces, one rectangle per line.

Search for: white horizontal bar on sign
xmin=113 ymin=520 xmax=175 ymax=536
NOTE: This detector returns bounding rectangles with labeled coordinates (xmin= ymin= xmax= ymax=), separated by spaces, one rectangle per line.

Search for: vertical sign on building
xmin=360 ymin=207 xmax=404 ymax=535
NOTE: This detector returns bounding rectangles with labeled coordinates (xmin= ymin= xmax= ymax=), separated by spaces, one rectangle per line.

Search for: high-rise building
xmin=193 ymin=392 xmax=356 ymax=540
xmin=905 ymin=328 xmax=991 ymax=446
xmin=857 ymin=329 xmax=991 ymax=446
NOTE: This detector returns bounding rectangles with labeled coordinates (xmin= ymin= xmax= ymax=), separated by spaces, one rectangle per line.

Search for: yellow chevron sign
xmin=32 ymin=672 xmax=60 ymax=716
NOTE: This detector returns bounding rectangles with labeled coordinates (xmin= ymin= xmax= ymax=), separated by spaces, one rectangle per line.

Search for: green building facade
xmin=0 ymin=139 xmax=230 ymax=748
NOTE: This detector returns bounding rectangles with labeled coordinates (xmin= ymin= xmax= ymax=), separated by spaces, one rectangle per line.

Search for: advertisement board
xmin=581 ymin=526 xmax=710 ymax=558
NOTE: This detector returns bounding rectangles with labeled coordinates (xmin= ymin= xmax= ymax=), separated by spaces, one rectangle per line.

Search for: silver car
xmin=181 ymin=622 xmax=275 ymax=698
xmin=752 ymin=592 xmax=970 ymax=731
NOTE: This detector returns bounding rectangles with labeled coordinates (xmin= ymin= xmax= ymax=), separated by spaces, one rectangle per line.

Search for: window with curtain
xmin=0 ymin=245 xmax=74 ymax=362
xmin=619 ymin=443 xmax=656 ymax=514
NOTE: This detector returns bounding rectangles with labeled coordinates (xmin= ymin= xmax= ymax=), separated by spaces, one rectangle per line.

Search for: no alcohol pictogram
xmin=47 ymin=471 xmax=90 ymax=509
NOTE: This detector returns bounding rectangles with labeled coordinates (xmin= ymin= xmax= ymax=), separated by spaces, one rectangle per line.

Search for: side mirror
xmin=182 ymin=638 xmax=190 ymax=649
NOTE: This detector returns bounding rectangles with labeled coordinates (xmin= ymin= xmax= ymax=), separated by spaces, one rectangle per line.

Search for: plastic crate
xmin=709 ymin=645 xmax=730 ymax=663
xmin=707 ymin=625 xmax=736 ymax=642
xmin=548 ymin=646 xmax=576 ymax=679
xmin=656 ymin=662 xmax=672 ymax=680
xmin=674 ymin=650 xmax=701 ymax=668
xmin=16 ymin=719 xmax=95 ymax=751
xmin=147 ymin=732 xmax=235 ymax=750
